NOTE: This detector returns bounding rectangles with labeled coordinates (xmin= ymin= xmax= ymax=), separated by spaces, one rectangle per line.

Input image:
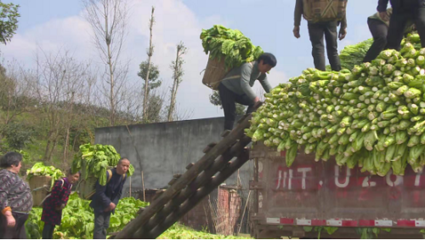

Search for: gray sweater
xmin=221 ymin=61 xmax=272 ymax=102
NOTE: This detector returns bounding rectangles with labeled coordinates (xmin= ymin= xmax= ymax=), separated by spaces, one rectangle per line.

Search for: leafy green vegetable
xmin=72 ymin=143 xmax=134 ymax=186
xmin=339 ymin=38 xmax=373 ymax=70
xmin=248 ymin=31 xmax=425 ymax=176
xmin=26 ymin=162 xmax=65 ymax=190
xmin=200 ymin=25 xmax=263 ymax=71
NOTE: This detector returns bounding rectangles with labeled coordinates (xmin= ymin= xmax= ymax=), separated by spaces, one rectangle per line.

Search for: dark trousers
xmin=307 ymin=21 xmax=341 ymax=71
xmin=42 ymin=222 xmax=55 ymax=239
xmin=363 ymin=19 xmax=388 ymax=63
xmin=387 ymin=5 xmax=425 ymax=50
xmin=93 ymin=211 xmax=111 ymax=239
xmin=0 ymin=212 xmax=28 ymax=239
xmin=218 ymin=83 xmax=254 ymax=131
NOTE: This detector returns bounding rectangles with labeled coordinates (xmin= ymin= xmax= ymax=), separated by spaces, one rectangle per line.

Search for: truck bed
xmin=249 ymin=142 xmax=425 ymax=239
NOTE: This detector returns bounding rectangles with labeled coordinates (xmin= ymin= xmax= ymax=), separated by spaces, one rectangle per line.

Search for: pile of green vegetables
xmin=25 ymin=193 xmax=149 ymax=239
xmin=339 ymin=38 xmax=373 ymax=71
xmin=247 ymin=32 xmax=425 ymax=176
xmin=200 ymin=25 xmax=264 ymax=71
xmin=71 ymin=143 xmax=134 ymax=186
xmin=339 ymin=28 xmax=416 ymax=71
xmin=26 ymin=162 xmax=65 ymax=190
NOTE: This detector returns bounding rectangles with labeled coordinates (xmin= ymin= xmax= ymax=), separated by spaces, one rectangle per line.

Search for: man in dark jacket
xmin=293 ymin=0 xmax=348 ymax=71
xmin=378 ymin=0 xmax=425 ymax=50
xmin=90 ymin=158 xmax=129 ymax=239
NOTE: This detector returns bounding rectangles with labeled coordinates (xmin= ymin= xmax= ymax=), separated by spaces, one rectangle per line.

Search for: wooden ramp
xmin=112 ymin=103 xmax=262 ymax=239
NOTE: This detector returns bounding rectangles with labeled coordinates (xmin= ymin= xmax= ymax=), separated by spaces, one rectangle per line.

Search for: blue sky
xmin=4 ymin=0 xmax=380 ymax=120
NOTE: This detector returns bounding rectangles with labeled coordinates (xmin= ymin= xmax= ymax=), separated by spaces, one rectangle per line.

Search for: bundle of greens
xmin=200 ymin=25 xmax=264 ymax=71
xmin=72 ymin=143 xmax=135 ymax=186
xmin=26 ymin=162 xmax=65 ymax=190
xmin=247 ymin=32 xmax=425 ymax=176
xmin=339 ymin=38 xmax=373 ymax=70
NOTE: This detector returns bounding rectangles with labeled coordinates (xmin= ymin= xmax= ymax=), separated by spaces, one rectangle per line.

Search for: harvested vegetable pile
xmin=200 ymin=25 xmax=264 ymax=71
xmin=247 ymin=32 xmax=425 ymax=176
xmin=26 ymin=162 xmax=65 ymax=190
xmin=72 ymin=143 xmax=135 ymax=186
xmin=25 ymin=193 xmax=149 ymax=239
xmin=339 ymin=38 xmax=373 ymax=71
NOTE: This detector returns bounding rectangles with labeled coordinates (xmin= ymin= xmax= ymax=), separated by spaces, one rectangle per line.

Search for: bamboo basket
xmin=202 ymin=56 xmax=228 ymax=90
xmin=77 ymin=177 xmax=98 ymax=200
xmin=29 ymin=176 xmax=52 ymax=207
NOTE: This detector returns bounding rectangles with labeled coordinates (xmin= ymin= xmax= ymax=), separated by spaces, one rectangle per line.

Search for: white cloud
xmin=1 ymin=0 xmax=288 ymax=120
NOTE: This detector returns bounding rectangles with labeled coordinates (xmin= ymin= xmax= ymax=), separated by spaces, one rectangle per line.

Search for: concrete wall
xmin=94 ymin=117 xmax=254 ymax=196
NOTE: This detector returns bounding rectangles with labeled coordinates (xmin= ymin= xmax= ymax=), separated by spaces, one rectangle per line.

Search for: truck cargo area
xmin=249 ymin=142 xmax=425 ymax=239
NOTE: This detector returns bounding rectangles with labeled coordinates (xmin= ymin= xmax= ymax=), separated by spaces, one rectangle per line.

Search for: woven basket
xmin=202 ymin=56 xmax=228 ymax=90
xmin=29 ymin=176 xmax=52 ymax=207
xmin=77 ymin=177 xmax=98 ymax=200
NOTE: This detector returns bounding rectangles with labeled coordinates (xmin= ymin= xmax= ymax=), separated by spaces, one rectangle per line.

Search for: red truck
xmin=249 ymin=142 xmax=425 ymax=239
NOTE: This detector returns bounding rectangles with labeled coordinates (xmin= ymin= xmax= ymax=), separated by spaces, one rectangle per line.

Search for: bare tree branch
xmin=82 ymin=0 xmax=129 ymax=125
xmin=167 ymin=41 xmax=187 ymax=122
xmin=143 ymin=6 xmax=155 ymax=121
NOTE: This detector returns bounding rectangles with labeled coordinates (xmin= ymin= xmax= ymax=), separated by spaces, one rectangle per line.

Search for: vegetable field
xmin=25 ymin=193 xmax=250 ymax=239
xmin=25 ymin=193 xmax=148 ymax=239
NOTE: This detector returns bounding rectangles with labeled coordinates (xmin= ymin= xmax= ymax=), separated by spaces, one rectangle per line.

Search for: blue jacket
xmin=89 ymin=168 xmax=127 ymax=214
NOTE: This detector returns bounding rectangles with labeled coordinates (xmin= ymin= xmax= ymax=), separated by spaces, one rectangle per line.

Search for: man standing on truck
xmin=218 ymin=53 xmax=277 ymax=133
xmin=363 ymin=8 xmax=415 ymax=63
xmin=90 ymin=158 xmax=129 ymax=239
xmin=378 ymin=0 xmax=425 ymax=50
xmin=293 ymin=0 xmax=348 ymax=71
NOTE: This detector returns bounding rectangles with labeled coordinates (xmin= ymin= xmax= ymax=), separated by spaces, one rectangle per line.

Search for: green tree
xmin=209 ymin=90 xmax=246 ymax=116
xmin=145 ymin=94 xmax=163 ymax=123
xmin=137 ymin=61 xmax=162 ymax=93
xmin=1 ymin=121 xmax=34 ymax=150
xmin=0 ymin=1 xmax=20 ymax=44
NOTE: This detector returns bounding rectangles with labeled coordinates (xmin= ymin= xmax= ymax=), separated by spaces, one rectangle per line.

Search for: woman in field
xmin=41 ymin=169 xmax=80 ymax=239
xmin=0 ymin=152 xmax=33 ymax=239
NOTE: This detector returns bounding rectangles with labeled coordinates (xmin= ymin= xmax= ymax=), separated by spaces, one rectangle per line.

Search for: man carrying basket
xmin=218 ymin=53 xmax=277 ymax=132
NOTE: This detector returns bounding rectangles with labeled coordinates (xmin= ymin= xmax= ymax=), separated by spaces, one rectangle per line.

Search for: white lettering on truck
xmin=334 ymin=166 xmax=350 ymax=188
xmin=298 ymin=168 xmax=312 ymax=190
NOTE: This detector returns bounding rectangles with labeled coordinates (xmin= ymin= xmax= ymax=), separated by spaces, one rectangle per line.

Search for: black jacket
xmin=378 ymin=0 xmax=425 ymax=13
xmin=89 ymin=168 xmax=127 ymax=214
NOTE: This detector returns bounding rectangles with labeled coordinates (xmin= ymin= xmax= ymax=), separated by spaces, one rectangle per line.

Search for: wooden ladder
xmin=113 ymin=102 xmax=262 ymax=239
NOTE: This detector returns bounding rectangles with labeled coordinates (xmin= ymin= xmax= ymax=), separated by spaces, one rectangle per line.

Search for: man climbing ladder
xmin=218 ymin=53 xmax=277 ymax=133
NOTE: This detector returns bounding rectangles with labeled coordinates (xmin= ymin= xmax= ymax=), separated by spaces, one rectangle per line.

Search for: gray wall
xmin=94 ymin=117 xmax=253 ymax=196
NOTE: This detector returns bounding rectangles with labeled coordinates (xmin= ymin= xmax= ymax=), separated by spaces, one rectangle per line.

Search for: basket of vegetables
xmin=200 ymin=25 xmax=264 ymax=90
xmin=72 ymin=143 xmax=134 ymax=200
xmin=26 ymin=162 xmax=65 ymax=206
